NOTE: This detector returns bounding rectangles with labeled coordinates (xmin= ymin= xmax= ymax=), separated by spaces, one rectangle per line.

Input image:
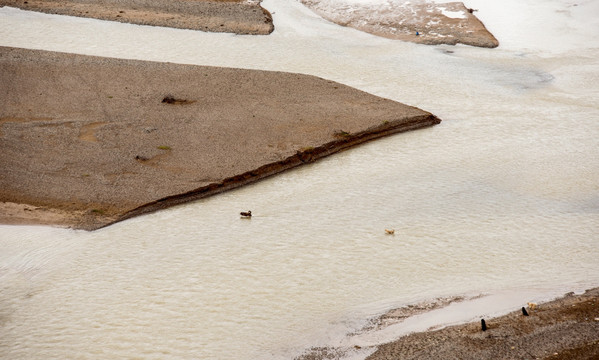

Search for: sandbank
xmin=0 ymin=0 xmax=273 ymax=35
xmin=300 ymin=0 xmax=499 ymax=48
xmin=0 ymin=46 xmax=440 ymax=230
xmin=0 ymin=0 xmax=496 ymax=47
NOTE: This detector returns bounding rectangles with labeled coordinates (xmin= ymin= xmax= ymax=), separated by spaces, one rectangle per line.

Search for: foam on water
xmin=0 ymin=0 xmax=598 ymax=359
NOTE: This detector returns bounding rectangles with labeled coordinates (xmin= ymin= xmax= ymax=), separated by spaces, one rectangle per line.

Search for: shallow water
xmin=0 ymin=0 xmax=598 ymax=359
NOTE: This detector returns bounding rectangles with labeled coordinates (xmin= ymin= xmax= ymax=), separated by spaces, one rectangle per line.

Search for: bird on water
xmin=240 ymin=210 xmax=252 ymax=218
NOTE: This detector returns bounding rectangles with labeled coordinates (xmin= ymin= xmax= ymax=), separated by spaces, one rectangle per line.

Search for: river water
xmin=0 ymin=0 xmax=598 ymax=359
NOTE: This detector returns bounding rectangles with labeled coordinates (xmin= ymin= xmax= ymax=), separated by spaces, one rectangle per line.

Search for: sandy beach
xmin=0 ymin=46 xmax=440 ymax=230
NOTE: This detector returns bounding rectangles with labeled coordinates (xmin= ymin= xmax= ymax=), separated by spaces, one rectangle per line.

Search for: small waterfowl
xmin=527 ymin=302 xmax=537 ymax=310
xmin=240 ymin=210 xmax=252 ymax=218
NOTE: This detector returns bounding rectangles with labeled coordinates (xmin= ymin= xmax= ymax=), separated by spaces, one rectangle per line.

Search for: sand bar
xmin=300 ymin=0 xmax=499 ymax=48
xmin=0 ymin=46 xmax=440 ymax=230
xmin=0 ymin=0 xmax=273 ymax=35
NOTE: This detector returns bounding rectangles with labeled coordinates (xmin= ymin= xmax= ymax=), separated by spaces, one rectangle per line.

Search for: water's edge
xmin=101 ymin=115 xmax=441 ymax=230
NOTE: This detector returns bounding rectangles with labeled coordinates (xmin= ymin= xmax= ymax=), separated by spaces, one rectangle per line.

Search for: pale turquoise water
xmin=0 ymin=0 xmax=598 ymax=359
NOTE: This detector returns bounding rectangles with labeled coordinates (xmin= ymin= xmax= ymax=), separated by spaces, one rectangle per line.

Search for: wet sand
xmin=0 ymin=46 xmax=440 ymax=230
xmin=0 ymin=0 xmax=273 ymax=35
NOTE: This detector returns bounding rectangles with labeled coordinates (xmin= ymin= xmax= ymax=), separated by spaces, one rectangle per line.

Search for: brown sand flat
xmin=0 ymin=46 xmax=440 ymax=230
xmin=366 ymin=288 xmax=599 ymax=360
xmin=0 ymin=0 xmax=273 ymax=35
xmin=300 ymin=1 xmax=498 ymax=48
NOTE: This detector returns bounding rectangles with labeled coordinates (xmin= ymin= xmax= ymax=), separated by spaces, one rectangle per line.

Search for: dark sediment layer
xmin=0 ymin=0 xmax=273 ymax=35
xmin=0 ymin=46 xmax=441 ymax=230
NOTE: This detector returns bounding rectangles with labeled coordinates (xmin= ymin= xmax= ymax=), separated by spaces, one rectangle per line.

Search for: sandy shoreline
xmin=0 ymin=46 xmax=440 ymax=230
xmin=298 ymin=288 xmax=599 ymax=359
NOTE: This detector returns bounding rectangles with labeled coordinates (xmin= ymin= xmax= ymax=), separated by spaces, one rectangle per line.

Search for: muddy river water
xmin=1 ymin=0 xmax=598 ymax=358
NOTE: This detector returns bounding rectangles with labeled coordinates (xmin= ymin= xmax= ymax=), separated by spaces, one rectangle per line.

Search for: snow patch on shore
xmin=438 ymin=7 xmax=466 ymax=18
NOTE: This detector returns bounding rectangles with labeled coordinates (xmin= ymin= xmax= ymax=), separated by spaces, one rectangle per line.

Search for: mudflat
xmin=0 ymin=0 xmax=273 ymax=35
xmin=0 ymin=46 xmax=440 ymax=230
